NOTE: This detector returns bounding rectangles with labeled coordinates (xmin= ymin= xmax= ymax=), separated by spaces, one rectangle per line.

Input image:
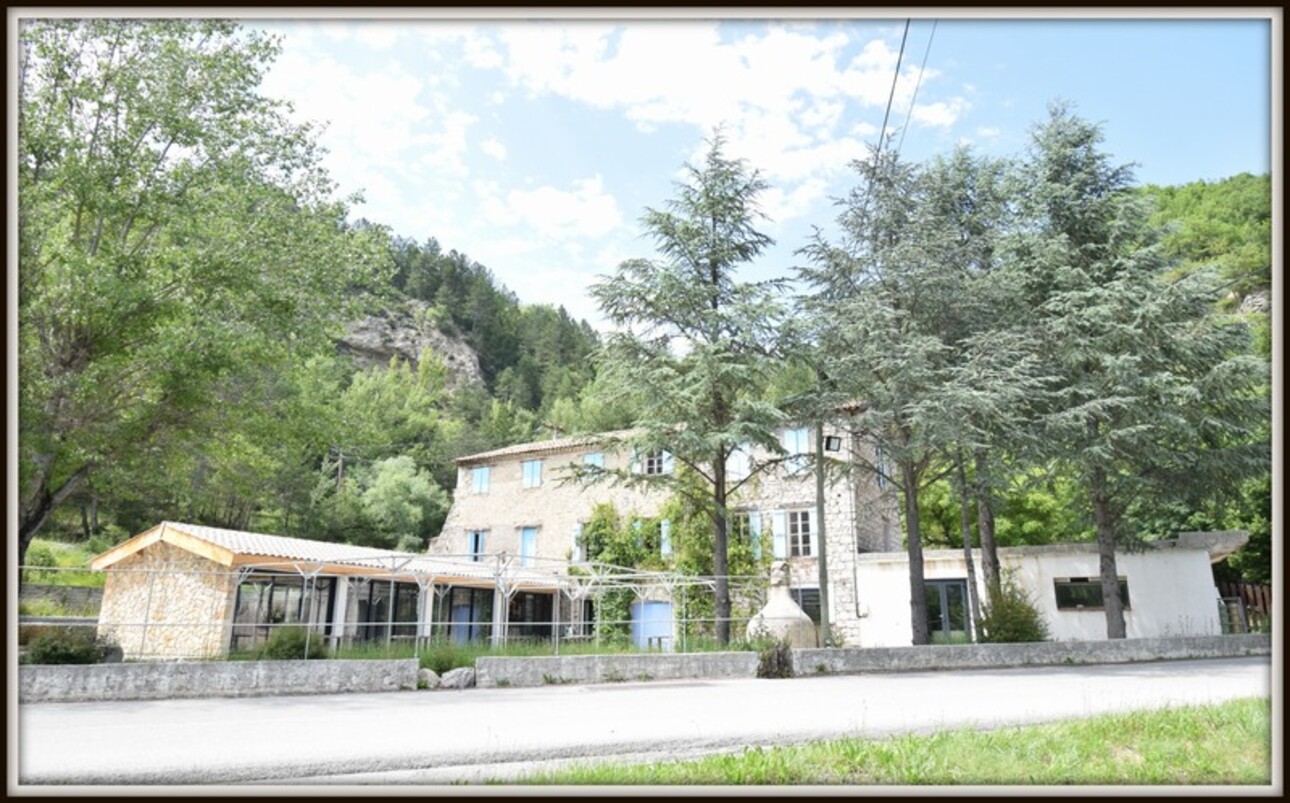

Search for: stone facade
xmin=97 ymin=542 xmax=238 ymax=660
xmin=430 ymin=425 xmax=902 ymax=639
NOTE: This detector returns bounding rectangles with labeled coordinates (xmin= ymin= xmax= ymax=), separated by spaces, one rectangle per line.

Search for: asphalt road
xmin=16 ymin=656 xmax=1271 ymax=787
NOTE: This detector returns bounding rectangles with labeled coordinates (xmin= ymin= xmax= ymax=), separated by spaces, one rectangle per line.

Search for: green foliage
xmin=23 ymin=627 xmax=115 ymax=665
xmin=22 ymin=542 xmax=58 ymax=583
xmin=754 ymin=638 xmax=794 ymax=679
xmin=17 ymin=19 xmax=391 ymax=562
xmin=254 ymin=626 xmax=326 ymax=660
xmin=979 ymin=572 xmax=1050 ymax=643
xmin=590 ymin=131 xmax=790 ymax=643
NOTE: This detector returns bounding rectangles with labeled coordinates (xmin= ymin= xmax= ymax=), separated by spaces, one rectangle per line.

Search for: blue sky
xmin=248 ymin=12 xmax=1274 ymax=328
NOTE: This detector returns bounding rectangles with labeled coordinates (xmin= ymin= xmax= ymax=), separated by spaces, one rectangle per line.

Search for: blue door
xmin=630 ymin=600 xmax=674 ymax=651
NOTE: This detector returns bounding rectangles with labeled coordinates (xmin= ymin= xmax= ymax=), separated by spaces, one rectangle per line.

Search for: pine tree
xmin=1012 ymin=102 xmax=1268 ymax=638
xmin=589 ymin=132 xmax=788 ymax=645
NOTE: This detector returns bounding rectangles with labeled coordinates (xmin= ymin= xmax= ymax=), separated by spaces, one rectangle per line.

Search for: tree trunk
xmin=956 ymin=459 xmax=982 ymax=639
xmin=19 ymin=464 xmax=92 ymax=571
xmin=901 ymin=462 xmax=931 ymax=645
xmin=974 ymin=450 xmax=1000 ymax=596
xmin=711 ymin=454 xmax=732 ymax=645
xmin=1091 ymin=462 xmax=1127 ymax=639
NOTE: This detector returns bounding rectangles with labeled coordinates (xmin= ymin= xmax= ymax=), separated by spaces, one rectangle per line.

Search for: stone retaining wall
xmin=792 ymin=634 xmax=1271 ymax=676
xmin=476 ymin=651 xmax=760 ymax=688
xmin=19 ymin=659 xmax=418 ymax=703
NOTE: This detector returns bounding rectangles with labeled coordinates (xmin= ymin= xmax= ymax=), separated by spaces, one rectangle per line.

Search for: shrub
xmin=23 ymin=627 xmax=114 ymax=665
xmin=254 ymin=626 xmax=326 ymax=660
xmin=979 ymin=573 xmax=1050 ymax=643
xmin=755 ymin=638 xmax=794 ymax=679
xmin=22 ymin=543 xmax=58 ymax=584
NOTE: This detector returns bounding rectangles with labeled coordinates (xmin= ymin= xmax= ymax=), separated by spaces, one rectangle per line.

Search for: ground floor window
xmin=358 ymin=580 xmax=421 ymax=643
xmin=791 ymin=588 xmax=821 ymax=625
xmin=509 ymin=591 xmax=554 ymax=640
xmin=230 ymin=574 xmax=335 ymax=652
xmin=439 ymin=585 xmax=494 ymax=645
xmin=926 ymin=578 xmax=970 ymax=644
xmin=1054 ymin=577 xmax=1131 ymax=611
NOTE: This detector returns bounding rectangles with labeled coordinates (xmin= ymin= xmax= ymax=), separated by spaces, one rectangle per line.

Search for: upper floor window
xmin=726 ymin=444 xmax=751 ymax=481
xmin=471 ymin=466 xmax=490 ymax=494
xmin=641 ymin=450 xmax=673 ymax=476
xmin=522 ymin=459 xmax=543 ymax=488
xmin=771 ymin=509 xmax=813 ymax=558
xmin=782 ymin=427 xmax=810 ymax=474
xmin=583 ymin=452 xmax=604 ymax=469
xmin=519 ymin=527 xmax=538 ymax=567
xmin=468 ymin=530 xmax=487 ymax=562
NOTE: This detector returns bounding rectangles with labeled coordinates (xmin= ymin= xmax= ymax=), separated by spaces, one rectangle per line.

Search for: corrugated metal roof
xmin=455 ymin=428 xmax=640 ymax=464
xmin=162 ymin=522 xmax=399 ymax=565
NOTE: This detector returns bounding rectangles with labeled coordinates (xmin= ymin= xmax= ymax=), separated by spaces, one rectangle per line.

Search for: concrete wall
xmin=793 ymin=634 xmax=1271 ymax=675
xmin=848 ymin=544 xmax=1226 ymax=647
xmin=96 ymin=542 xmax=237 ymax=661
xmin=19 ymin=659 xmax=418 ymax=703
xmin=476 ymin=651 xmax=760 ymax=688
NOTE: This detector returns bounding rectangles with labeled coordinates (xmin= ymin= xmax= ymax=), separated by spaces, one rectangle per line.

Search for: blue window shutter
xmin=660 ymin=519 xmax=672 ymax=557
xmin=630 ymin=448 xmax=641 ymax=475
xmin=662 ymin=451 xmax=675 ymax=475
xmin=771 ymin=510 xmax=787 ymax=559
xmin=572 ymin=522 xmax=584 ymax=562
xmin=520 ymin=527 xmax=537 ymax=566
xmin=748 ymin=511 xmax=763 ymax=560
xmin=807 ymin=510 xmax=817 ymax=557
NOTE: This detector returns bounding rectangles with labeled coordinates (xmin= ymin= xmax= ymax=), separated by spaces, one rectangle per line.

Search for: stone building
xmin=91 ymin=521 xmax=562 ymax=660
xmin=429 ymin=423 xmax=903 ymax=646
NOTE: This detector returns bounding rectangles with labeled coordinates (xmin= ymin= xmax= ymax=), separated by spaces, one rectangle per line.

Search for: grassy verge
xmin=21 ymin=538 xmax=107 ymax=587
xmin=521 ymin=698 xmax=1271 ymax=785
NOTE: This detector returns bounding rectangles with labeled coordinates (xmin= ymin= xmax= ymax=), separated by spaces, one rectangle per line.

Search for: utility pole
xmin=815 ymin=422 xmax=832 ymax=647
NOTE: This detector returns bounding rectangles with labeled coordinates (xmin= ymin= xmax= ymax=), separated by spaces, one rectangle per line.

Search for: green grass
xmin=22 ymin=538 xmax=106 ymax=587
xmin=520 ymin=698 xmax=1271 ymax=785
xmin=226 ymin=637 xmax=646 ymax=671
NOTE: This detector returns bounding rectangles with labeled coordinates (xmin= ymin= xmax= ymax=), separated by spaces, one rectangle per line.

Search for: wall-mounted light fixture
xmin=824 ymin=435 xmax=843 ymax=452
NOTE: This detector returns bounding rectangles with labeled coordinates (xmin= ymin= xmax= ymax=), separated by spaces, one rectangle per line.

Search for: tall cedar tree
xmin=1011 ymin=102 xmax=1268 ymax=638
xmin=590 ymin=133 xmax=788 ymax=645
xmin=800 ymin=146 xmax=1041 ymax=645
xmin=17 ymin=20 xmax=388 ymax=566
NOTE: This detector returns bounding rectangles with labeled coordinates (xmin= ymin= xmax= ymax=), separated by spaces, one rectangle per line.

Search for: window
xmin=642 ymin=450 xmax=673 ymax=476
xmin=468 ymin=529 xmax=487 ymax=562
xmin=583 ymin=452 xmax=604 ymax=469
xmin=782 ymin=427 xmax=810 ymax=474
xmin=771 ymin=509 xmax=814 ymax=559
xmin=439 ymin=585 xmax=493 ymax=645
xmin=522 ymin=459 xmax=542 ymax=488
xmin=571 ymin=522 xmax=585 ymax=562
xmin=1055 ymin=577 xmax=1130 ymax=611
xmin=726 ymin=444 xmax=751 ymax=480
xmin=519 ymin=527 xmax=538 ymax=567
xmin=788 ymin=510 xmax=813 ymax=557
xmin=471 ymin=466 xmax=490 ymax=494
xmin=230 ymin=574 xmax=335 ymax=652
xmin=791 ymin=588 xmax=821 ymax=625
xmin=660 ymin=519 xmax=672 ymax=558
xmin=926 ymin=579 xmax=969 ymax=643
xmin=358 ymin=580 xmax=421 ymax=643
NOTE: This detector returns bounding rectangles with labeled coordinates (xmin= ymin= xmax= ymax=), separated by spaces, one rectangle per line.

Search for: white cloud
xmin=480 ymin=175 xmax=622 ymax=240
xmin=911 ymin=97 xmax=970 ymax=129
xmin=485 ymin=22 xmax=957 ymax=225
xmin=480 ymin=137 xmax=508 ymax=161
xmin=976 ymin=126 xmax=1001 ymax=139
xmin=354 ymin=23 xmax=401 ymax=50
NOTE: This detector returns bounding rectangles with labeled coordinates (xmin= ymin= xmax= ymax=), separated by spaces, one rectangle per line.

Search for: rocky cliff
xmin=338 ymin=298 xmax=486 ymax=390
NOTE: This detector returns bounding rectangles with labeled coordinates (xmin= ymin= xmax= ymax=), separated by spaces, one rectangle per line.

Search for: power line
xmin=877 ymin=19 xmax=911 ymax=157
xmin=896 ymin=19 xmax=938 ymax=159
